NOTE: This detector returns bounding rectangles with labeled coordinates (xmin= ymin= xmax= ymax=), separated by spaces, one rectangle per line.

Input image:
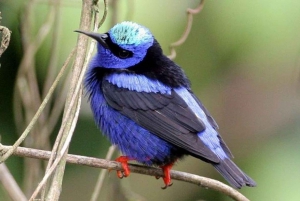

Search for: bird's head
xmin=76 ymin=21 xmax=154 ymax=69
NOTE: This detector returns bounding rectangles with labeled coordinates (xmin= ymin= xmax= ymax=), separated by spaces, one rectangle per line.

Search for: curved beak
xmin=74 ymin=30 xmax=109 ymax=49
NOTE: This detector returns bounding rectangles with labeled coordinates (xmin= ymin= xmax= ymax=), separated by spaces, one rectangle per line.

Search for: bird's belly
xmin=90 ymin=93 xmax=184 ymax=166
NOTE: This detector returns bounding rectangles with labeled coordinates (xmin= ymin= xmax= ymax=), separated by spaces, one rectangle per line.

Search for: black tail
xmin=213 ymin=158 xmax=256 ymax=189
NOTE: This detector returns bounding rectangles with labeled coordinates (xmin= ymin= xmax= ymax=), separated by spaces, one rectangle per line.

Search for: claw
xmin=116 ymin=170 xmax=124 ymax=179
xmin=115 ymin=156 xmax=131 ymax=178
xmin=161 ymin=182 xmax=173 ymax=189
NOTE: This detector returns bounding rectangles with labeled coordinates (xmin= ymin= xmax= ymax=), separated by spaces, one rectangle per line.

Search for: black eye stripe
xmin=105 ymin=33 xmax=133 ymax=59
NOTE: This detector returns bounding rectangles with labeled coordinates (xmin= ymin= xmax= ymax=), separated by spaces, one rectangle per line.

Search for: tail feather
xmin=213 ymin=158 xmax=256 ymax=189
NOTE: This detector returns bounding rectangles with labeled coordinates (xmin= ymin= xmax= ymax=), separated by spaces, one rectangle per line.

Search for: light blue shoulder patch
xmin=109 ymin=21 xmax=153 ymax=47
xmin=174 ymin=88 xmax=228 ymax=160
xmin=105 ymin=73 xmax=171 ymax=94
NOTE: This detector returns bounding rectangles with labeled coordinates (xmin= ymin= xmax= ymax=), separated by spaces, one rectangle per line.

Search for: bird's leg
xmin=160 ymin=163 xmax=174 ymax=189
xmin=115 ymin=156 xmax=132 ymax=178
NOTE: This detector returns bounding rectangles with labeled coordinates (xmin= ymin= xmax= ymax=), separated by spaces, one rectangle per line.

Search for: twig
xmin=21 ymin=1 xmax=60 ymax=195
xmin=95 ymin=0 xmax=108 ymax=29
xmin=0 ymin=145 xmax=250 ymax=201
xmin=167 ymin=0 xmax=205 ymax=60
xmin=31 ymin=96 xmax=82 ymax=201
xmin=13 ymin=0 xmax=35 ymax=135
xmin=42 ymin=0 xmax=62 ymax=110
xmin=0 ymin=47 xmax=76 ymax=163
xmin=90 ymin=2 xmax=115 ymax=200
xmin=36 ymin=0 xmax=101 ymax=200
xmin=90 ymin=145 xmax=117 ymax=201
xmin=0 ymin=19 xmax=11 ymax=58
xmin=0 ymin=14 xmax=25 ymax=201
xmin=0 ymin=164 xmax=27 ymax=201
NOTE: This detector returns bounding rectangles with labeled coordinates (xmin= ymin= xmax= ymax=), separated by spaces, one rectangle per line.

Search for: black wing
xmin=102 ymin=80 xmax=221 ymax=163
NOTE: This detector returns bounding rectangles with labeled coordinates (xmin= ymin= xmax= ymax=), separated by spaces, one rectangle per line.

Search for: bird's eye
xmin=118 ymin=50 xmax=130 ymax=59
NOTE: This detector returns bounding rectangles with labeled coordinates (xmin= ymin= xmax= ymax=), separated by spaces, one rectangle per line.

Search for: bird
xmin=75 ymin=21 xmax=256 ymax=189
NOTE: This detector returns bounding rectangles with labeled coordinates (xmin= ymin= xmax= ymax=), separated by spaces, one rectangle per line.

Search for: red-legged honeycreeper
xmin=75 ymin=21 xmax=256 ymax=189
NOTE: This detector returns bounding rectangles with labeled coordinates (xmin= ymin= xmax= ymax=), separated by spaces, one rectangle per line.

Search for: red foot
xmin=160 ymin=163 xmax=174 ymax=189
xmin=115 ymin=156 xmax=132 ymax=178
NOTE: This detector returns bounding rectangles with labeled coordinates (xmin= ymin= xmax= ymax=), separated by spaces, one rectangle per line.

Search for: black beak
xmin=74 ymin=30 xmax=109 ymax=49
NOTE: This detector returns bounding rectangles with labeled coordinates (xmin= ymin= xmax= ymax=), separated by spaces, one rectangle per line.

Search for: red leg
xmin=160 ymin=163 xmax=174 ymax=189
xmin=115 ymin=156 xmax=132 ymax=178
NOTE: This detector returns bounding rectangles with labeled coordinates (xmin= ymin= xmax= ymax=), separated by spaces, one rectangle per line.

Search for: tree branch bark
xmin=0 ymin=145 xmax=250 ymax=201
xmin=40 ymin=0 xmax=95 ymax=200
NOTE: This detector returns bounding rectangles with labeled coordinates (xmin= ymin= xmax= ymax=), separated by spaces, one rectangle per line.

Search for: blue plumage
xmin=77 ymin=21 xmax=256 ymax=189
xmin=85 ymin=69 xmax=182 ymax=166
xmin=105 ymin=73 xmax=171 ymax=94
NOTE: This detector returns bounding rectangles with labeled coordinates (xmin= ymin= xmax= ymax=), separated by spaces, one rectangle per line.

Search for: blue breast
xmin=89 ymin=82 xmax=181 ymax=165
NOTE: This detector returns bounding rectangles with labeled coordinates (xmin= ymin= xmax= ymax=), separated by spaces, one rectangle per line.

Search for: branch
xmin=167 ymin=0 xmax=205 ymax=60
xmin=37 ymin=0 xmax=100 ymax=200
xmin=0 ymin=47 xmax=76 ymax=164
xmin=0 ymin=12 xmax=11 ymax=58
xmin=0 ymin=145 xmax=250 ymax=201
xmin=0 ymin=164 xmax=27 ymax=201
xmin=0 ymin=25 xmax=11 ymax=58
xmin=90 ymin=145 xmax=116 ymax=201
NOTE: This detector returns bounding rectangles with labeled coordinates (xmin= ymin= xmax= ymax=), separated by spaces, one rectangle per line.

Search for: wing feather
xmin=102 ymin=80 xmax=220 ymax=163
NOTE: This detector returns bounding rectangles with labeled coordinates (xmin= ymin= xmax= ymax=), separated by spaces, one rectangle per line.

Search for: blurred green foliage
xmin=0 ymin=0 xmax=299 ymax=200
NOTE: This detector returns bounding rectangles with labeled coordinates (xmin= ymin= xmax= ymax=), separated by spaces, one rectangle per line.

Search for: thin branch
xmin=31 ymin=97 xmax=82 ymax=201
xmin=20 ymin=1 xmax=59 ymax=194
xmin=0 ymin=14 xmax=25 ymax=201
xmin=17 ymin=0 xmax=57 ymax=116
xmin=0 ymin=47 xmax=76 ymax=163
xmin=0 ymin=164 xmax=27 ymax=201
xmin=0 ymin=145 xmax=250 ymax=201
xmin=90 ymin=2 xmax=115 ymax=200
xmin=90 ymin=145 xmax=117 ymax=201
xmin=20 ymin=146 xmax=250 ymax=201
xmin=42 ymin=0 xmax=62 ymax=107
xmin=95 ymin=0 xmax=108 ymax=30
xmin=167 ymin=0 xmax=205 ymax=60
xmin=37 ymin=0 xmax=101 ymax=200
xmin=13 ymin=0 xmax=35 ymax=135
xmin=43 ymin=65 xmax=72 ymax=137
xmin=0 ymin=13 xmax=11 ymax=58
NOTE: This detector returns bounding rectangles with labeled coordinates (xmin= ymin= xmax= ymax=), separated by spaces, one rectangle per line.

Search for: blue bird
xmin=75 ymin=21 xmax=256 ymax=189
